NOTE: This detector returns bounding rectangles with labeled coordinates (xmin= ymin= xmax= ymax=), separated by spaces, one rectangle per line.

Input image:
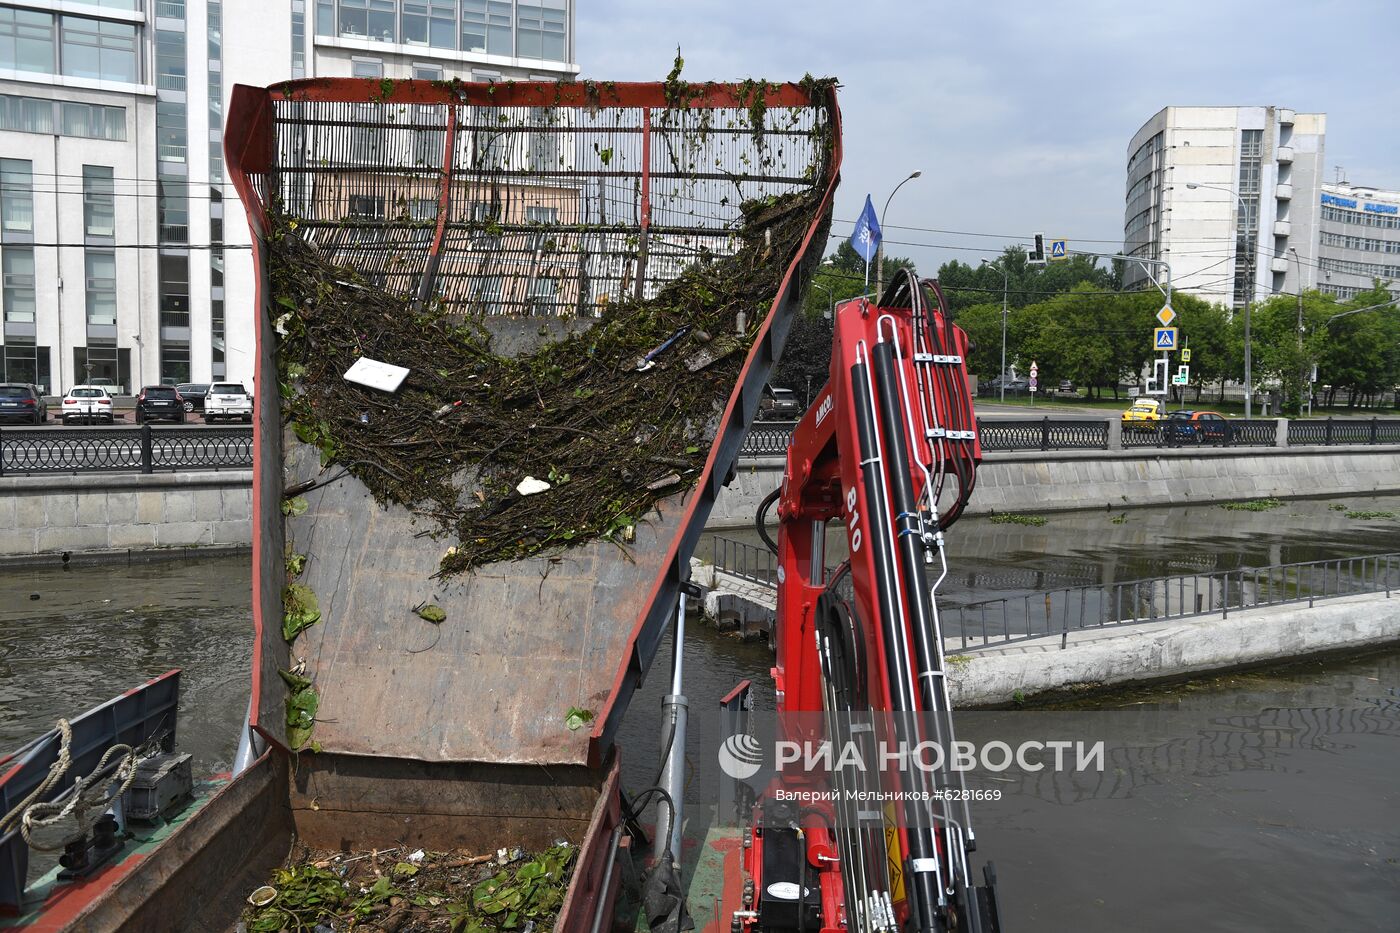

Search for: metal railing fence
xmin=740 ymin=417 xmax=1400 ymax=457
xmin=0 ymin=425 xmax=253 ymax=475
xmin=947 ymin=552 xmax=1399 ymax=651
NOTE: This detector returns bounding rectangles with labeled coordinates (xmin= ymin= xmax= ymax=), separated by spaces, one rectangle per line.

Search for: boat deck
xmin=0 ymin=778 xmax=228 ymax=931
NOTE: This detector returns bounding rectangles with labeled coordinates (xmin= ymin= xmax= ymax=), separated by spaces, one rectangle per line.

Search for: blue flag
xmin=850 ymin=194 xmax=882 ymax=263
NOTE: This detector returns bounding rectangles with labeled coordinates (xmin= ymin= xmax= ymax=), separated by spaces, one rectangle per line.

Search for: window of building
xmin=351 ymin=57 xmax=383 ymax=78
xmin=60 ymin=16 xmax=138 ymax=83
xmin=0 ymin=159 xmax=33 ymax=234
xmin=527 ymin=108 xmax=559 ymax=171
xmin=403 ymin=1 xmax=455 ymax=48
xmin=316 ymin=0 xmax=334 ymax=36
xmin=155 ymin=0 xmax=187 ymax=16
xmin=159 ymin=253 xmax=189 ymax=328
xmin=83 ymin=165 xmax=115 ymax=238
xmin=413 ymin=62 xmax=444 ymax=80
xmin=461 ymin=0 xmax=511 ymax=55
xmin=407 ymin=197 xmax=437 ymax=221
xmin=155 ymin=28 xmax=185 ymax=91
xmin=160 ymin=343 xmax=190 ymax=385
xmin=0 ymin=94 xmax=52 ymax=134
xmin=157 ymin=100 xmax=187 ymax=162
xmin=0 ymin=7 xmax=56 ymax=74
xmin=73 ymin=346 xmax=129 ymax=393
xmin=339 ymin=0 xmax=396 ymax=41
xmin=474 ymin=273 xmax=504 ymax=314
xmin=529 ymin=274 xmax=556 ymax=314
xmin=2 ymin=341 xmax=50 ymax=391
xmin=2 ymin=247 xmax=36 ymax=322
xmin=158 ymin=177 xmax=189 ymax=242
xmin=60 ymin=100 xmax=126 ymax=139
xmin=290 ymin=0 xmax=306 ymax=76
xmin=517 ymin=0 xmax=565 ymax=61
xmin=348 ymin=194 xmax=384 ymax=218
xmin=84 ymin=250 xmax=116 ymax=325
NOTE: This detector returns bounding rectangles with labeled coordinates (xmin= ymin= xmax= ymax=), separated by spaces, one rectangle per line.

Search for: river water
xmin=2 ymin=496 xmax=1398 ymax=929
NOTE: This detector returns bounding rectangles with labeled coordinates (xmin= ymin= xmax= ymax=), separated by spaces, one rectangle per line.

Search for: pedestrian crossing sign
xmin=1049 ymin=238 xmax=1068 ymax=261
xmin=1154 ymin=327 xmax=1178 ymax=350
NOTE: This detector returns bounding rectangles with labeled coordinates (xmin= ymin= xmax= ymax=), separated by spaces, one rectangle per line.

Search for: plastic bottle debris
xmin=516 ymin=476 xmax=551 ymax=496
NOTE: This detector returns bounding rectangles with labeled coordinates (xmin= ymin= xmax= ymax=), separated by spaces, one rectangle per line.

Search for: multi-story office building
xmin=1315 ymin=181 xmax=1400 ymax=300
xmin=0 ymin=0 xmax=576 ymax=393
xmin=1123 ymin=105 xmax=1325 ymax=308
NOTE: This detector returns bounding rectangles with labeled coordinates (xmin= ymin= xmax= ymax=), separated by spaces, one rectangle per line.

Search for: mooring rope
xmin=0 ymin=719 xmax=143 ymax=853
xmin=0 ymin=718 xmax=73 ymax=838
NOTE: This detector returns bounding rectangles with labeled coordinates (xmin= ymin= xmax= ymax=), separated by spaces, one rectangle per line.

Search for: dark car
xmin=176 ymin=383 xmax=210 ymax=413
xmin=134 ymin=385 xmax=186 ymax=424
xmin=1165 ymin=409 xmax=1232 ymax=446
xmin=0 ymin=383 xmax=47 ymax=424
xmin=981 ymin=376 xmax=1030 ymax=397
xmin=759 ymin=385 xmax=801 ymax=420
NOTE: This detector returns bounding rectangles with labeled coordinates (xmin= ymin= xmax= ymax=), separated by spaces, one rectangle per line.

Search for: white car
xmin=204 ymin=382 xmax=253 ymax=423
xmin=62 ymin=385 xmax=115 ymax=424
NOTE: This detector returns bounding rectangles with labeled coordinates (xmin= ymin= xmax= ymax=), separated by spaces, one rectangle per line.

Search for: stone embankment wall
xmin=710 ymin=445 xmax=1400 ymax=528
xmin=0 ymin=471 xmax=252 ymax=559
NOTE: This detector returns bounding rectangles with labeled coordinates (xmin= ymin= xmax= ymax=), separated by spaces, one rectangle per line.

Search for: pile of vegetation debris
xmin=242 ymin=843 xmax=575 ymax=932
xmin=270 ymin=188 xmax=829 ymax=575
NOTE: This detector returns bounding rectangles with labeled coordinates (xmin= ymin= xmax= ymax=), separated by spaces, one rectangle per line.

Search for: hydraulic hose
xmin=755 ymin=485 xmax=781 ymax=555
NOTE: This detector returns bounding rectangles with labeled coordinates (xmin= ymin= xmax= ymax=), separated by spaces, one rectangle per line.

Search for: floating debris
xmin=242 ymin=844 xmax=575 ymax=932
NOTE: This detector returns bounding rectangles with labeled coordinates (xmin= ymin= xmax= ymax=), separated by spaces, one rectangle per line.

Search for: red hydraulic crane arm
xmin=753 ymin=270 xmax=999 ymax=932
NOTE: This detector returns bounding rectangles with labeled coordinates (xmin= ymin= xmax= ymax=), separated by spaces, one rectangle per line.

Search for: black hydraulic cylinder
xmin=851 ymin=355 xmax=943 ymax=932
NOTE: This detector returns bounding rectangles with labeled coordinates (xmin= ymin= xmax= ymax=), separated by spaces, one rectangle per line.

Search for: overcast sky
xmin=578 ymin=0 xmax=1400 ymax=273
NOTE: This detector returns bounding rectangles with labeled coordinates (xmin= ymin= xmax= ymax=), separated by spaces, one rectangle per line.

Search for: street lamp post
xmin=875 ymin=171 xmax=921 ymax=298
xmin=1290 ymin=246 xmax=1306 ymax=414
xmin=1187 ymin=182 xmax=1255 ymax=417
xmin=981 ymin=258 xmax=1010 ymax=403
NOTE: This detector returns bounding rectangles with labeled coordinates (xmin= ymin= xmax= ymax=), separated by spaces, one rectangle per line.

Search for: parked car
xmin=0 ymin=383 xmax=46 ymax=424
xmin=176 ymin=382 xmax=210 ymax=413
xmin=134 ymin=385 xmax=185 ymax=424
xmin=981 ymin=376 xmax=1030 ymax=396
xmin=1121 ymin=397 xmax=1164 ymax=432
xmin=1164 ymin=409 xmax=1232 ymax=446
xmin=1057 ymin=380 xmax=1075 ymax=395
xmin=204 ymin=382 xmax=254 ymax=423
xmin=758 ymin=385 xmax=801 ymax=420
xmin=61 ymin=385 xmax=115 ymax=424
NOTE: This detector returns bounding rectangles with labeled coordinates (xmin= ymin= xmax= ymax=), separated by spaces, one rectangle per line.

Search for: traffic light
xmin=1028 ymin=232 xmax=1046 ymax=265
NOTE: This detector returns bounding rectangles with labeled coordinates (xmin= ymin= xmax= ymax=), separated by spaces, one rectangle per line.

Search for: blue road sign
xmin=1154 ymin=327 xmax=1178 ymax=350
xmin=1049 ymin=238 xmax=1068 ymax=261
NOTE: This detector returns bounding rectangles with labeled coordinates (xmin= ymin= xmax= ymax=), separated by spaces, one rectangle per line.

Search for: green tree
xmin=938 ymin=246 xmax=1113 ymax=314
xmin=774 ymin=243 xmax=915 ymax=400
xmin=1312 ymin=286 xmax=1400 ymax=409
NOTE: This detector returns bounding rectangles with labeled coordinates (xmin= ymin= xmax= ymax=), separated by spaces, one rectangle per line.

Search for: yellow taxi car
xmin=1121 ymin=397 xmax=1164 ymax=432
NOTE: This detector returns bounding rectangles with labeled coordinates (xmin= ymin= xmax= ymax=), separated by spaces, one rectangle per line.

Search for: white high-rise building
xmin=1123 ymin=106 xmax=1325 ymax=308
xmin=0 ymin=0 xmax=576 ymax=394
xmin=1316 ymin=180 xmax=1400 ymax=300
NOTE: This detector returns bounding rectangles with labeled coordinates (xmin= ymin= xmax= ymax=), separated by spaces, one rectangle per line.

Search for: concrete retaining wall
xmin=946 ymin=590 xmax=1400 ymax=707
xmin=710 ymin=445 xmax=1400 ymax=528
xmin=0 ymin=470 xmax=252 ymax=558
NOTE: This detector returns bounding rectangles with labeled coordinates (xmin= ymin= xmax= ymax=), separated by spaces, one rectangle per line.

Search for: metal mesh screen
xmin=244 ymin=82 xmax=834 ymax=318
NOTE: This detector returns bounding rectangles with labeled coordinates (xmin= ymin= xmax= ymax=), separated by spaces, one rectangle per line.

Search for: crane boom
xmin=729 ymin=270 xmax=1001 ymax=932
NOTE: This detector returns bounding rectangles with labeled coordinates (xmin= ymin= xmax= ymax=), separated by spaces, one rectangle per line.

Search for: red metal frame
xmin=717 ymin=289 xmax=982 ymax=932
xmin=225 ymin=77 xmax=842 ymax=761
